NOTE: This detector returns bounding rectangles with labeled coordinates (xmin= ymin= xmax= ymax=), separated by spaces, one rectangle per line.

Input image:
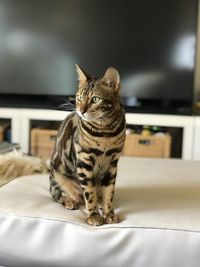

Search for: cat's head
xmin=75 ymin=65 xmax=121 ymax=121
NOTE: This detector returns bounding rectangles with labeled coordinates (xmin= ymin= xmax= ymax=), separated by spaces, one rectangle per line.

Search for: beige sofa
xmin=0 ymin=157 xmax=200 ymax=267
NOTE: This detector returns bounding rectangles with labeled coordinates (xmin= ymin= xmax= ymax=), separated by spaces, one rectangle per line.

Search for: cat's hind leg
xmin=50 ymin=172 xmax=83 ymax=210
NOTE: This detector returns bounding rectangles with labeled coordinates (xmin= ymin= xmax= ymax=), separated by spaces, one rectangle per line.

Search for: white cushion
xmin=0 ymin=157 xmax=200 ymax=267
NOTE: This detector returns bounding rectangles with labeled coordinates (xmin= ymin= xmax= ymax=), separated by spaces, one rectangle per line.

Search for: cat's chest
xmin=76 ymin=135 xmax=115 ymax=165
xmin=84 ymin=139 xmax=118 ymax=174
xmin=78 ymin=133 xmax=120 ymax=150
xmin=92 ymin=152 xmax=110 ymax=178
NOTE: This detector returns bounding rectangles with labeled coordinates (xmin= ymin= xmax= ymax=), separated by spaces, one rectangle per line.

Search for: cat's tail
xmin=0 ymin=150 xmax=49 ymax=187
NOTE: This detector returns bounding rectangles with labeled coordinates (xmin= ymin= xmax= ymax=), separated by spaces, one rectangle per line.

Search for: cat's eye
xmin=76 ymin=95 xmax=83 ymax=101
xmin=91 ymin=96 xmax=101 ymax=103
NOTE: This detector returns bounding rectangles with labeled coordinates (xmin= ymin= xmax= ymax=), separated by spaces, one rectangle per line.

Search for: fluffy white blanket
xmin=0 ymin=151 xmax=49 ymax=187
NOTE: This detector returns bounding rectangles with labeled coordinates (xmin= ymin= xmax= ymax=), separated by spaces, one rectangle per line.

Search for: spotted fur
xmin=50 ymin=65 xmax=126 ymax=226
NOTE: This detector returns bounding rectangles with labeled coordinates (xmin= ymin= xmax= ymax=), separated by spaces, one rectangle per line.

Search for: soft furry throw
xmin=0 ymin=151 xmax=49 ymax=187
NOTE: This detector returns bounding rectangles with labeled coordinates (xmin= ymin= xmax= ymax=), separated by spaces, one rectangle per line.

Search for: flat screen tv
xmin=0 ymin=0 xmax=198 ymax=114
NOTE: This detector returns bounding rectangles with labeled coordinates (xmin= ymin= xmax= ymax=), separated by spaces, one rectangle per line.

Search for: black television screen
xmin=0 ymin=0 xmax=198 ymax=114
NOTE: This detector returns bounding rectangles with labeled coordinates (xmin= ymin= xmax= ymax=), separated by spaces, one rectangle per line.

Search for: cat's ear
xmin=76 ymin=64 xmax=90 ymax=84
xmin=102 ymin=67 xmax=120 ymax=93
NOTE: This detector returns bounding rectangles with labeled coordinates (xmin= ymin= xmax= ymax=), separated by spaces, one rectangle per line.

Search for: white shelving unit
xmin=0 ymin=107 xmax=199 ymax=160
xmin=125 ymin=113 xmax=195 ymax=160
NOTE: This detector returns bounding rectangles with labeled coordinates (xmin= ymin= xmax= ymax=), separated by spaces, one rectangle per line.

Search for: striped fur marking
xmin=50 ymin=66 xmax=126 ymax=226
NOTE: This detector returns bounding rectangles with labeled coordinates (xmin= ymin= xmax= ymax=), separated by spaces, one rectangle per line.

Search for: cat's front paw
xmin=61 ymin=197 xmax=80 ymax=210
xmin=86 ymin=213 xmax=103 ymax=226
xmin=104 ymin=212 xmax=119 ymax=224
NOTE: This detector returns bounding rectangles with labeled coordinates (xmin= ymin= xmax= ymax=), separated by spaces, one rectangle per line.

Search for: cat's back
xmin=57 ymin=111 xmax=78 ymax=139
xmin=51 ymin=111 xmax=78 ymax=162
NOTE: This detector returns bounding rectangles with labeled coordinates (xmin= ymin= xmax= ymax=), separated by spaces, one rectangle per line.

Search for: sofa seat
xmin=1 ymin=157 xmax=200 ymax=267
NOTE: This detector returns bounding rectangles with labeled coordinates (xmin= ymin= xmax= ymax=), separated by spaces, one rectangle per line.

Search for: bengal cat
xmin=50 ymin=65 xmax=126 ymax=226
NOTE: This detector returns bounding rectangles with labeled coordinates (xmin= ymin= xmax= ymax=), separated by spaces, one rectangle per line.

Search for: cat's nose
xmin=80 ymin=106 xmax=87 ymax=115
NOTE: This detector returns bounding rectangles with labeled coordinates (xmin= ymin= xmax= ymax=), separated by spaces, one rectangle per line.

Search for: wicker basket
xmin=0 ymin=123 xmax=10 ymax=141
xmin=31 ymin=128 xmax=58 ymax=159
xmin=122 ymin=134 xmax=171 ymax=158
